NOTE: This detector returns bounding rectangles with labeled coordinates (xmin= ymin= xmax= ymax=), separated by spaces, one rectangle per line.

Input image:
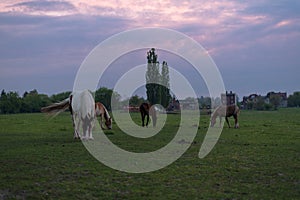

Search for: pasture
xmin=0 ymin=108 xmax=299 ymax=199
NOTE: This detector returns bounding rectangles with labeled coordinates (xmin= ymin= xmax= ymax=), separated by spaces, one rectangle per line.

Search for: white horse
xmin=41 ymin=90 xmax=96 ymax=139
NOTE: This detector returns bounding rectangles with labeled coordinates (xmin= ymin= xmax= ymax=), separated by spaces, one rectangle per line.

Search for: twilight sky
xmin=0 ymin=0 xmax=299 ymax=98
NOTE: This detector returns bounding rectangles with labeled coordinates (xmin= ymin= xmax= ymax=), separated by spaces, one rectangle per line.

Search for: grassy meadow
xmin=0 ymin=108 xmax=299 ymax=199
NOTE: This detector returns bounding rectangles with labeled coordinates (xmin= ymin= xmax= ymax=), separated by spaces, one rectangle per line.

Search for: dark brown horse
xmin=139 ymin=103 xmax=157 ymax=127
xmin=211 ymin=105 xmax=240 ymax=128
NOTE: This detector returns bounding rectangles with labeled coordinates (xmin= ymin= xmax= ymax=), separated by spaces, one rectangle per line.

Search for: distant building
xmin=167 ymin=97 xmax=198 ymax=111
xmin=180 ymin=99 xmax=198 ymax=110
xmin=242 ymin=93 xmax=259 ymax=109
xmin=221 ymin=91 xmax=237 ymax=105
xmin=265 ymin=92 xmax=287 ymax=107
xmin=242 ymin=91 xmax=287 ymax=109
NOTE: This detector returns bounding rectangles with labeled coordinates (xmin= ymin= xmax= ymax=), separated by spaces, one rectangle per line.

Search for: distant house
xmin=180 ymin=99 xmax=198 ymax=110
xmin=265 ymin=92 xmax=287 ymax=108
xmin=167 ymin=97 xmax=198 ymax=111
xmin=221 ymin=91 xmax=237 ymax=105
xmin=242 ymin=93 xmax=259 ymax=109
xmin=242 ymin=91 xmax=287 ymax=109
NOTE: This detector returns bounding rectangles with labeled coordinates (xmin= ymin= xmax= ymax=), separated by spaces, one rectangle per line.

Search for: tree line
xmin=287 ymin=92 xmax=300 ymax=107
xmin=0 ymin=89 xmax=59 ymax=114
xmin=1 ymin=88 xmax=299 ymax=114
xmin=0 ymin=88 xmax=119 ymax=114
xmin=0 ymin=87 xmax=156 ymax=114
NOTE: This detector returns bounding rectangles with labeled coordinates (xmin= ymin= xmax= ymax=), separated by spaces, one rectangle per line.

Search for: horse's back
xmin=80 ymin=90 xmax=95 ymax=119
xmin=139 ymin=103 xmax=149 ymax=113
xmin=72 ymin=90 xmax=95 ymax=119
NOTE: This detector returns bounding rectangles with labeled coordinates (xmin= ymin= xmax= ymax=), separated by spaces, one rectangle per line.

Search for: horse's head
xmin=105 ymin=117 xmax=112 ymax=129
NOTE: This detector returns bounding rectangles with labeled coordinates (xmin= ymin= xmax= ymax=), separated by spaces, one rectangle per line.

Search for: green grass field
xmin=0 ymin=108 xmax=299 ymax=199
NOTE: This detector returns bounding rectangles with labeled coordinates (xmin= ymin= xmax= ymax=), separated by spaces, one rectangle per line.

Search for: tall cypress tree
xmin=161 ymin=61 xmax=172 ymax=108
xmin=146 ymin=48 xmax=171 ymax=107
xmin=146 ymin=48 xmax=161 ymax=105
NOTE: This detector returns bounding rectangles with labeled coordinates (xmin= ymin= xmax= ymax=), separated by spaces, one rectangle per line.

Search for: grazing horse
xmin=95 ymin=102 xmax=112 ymax=130
xmin=211 ymin=105 xmax=240 ymax=128
xmin=41 ymin=90 xmax=96 ymax=139
xmin=139 ymin=103 xmax=157 ymax=127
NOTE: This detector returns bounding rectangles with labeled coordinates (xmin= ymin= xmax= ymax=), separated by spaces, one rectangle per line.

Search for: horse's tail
xmin=149 ymin=105 xmax=157 ymax=117
xmin=41 ymin=98 xmax=70 ymax=116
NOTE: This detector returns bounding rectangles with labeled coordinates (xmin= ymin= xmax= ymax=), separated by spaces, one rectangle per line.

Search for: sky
xmin=0 ymin=0 xmax=299 ymax=99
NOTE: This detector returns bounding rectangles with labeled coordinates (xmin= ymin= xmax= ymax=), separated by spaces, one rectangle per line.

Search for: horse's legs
xmin=77 ymin=119 xmax=81 ymax=139
xmin=71 ymin=114 xmax=76 ymax=138
xmin=82 ymin=121 xmax=86 ymax=139
xmin=141 ymin=112 xmax=145 ymax=127
xmin=100 ymin=114 xmax=105 ymax=129
xmin=234 ymin=114 xmax=239 ymax=128
xmin=88 ymin=120 xmax=94 ymax=140
xmin=146 ymin=114 xmax=149 ymax=127
xmin=225 ymin=116 xmax=231 ymax=128
xmin=73 ymin=113 xmax=80 ymax=139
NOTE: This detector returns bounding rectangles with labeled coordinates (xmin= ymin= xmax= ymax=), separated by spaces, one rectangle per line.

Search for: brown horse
xmin=95 ymin=102 xmax=112 ymax=130
xmin=211 ymin=105 xmax=240 ymax=128
xmin=139 ymin=103 xmax=157 ymax=127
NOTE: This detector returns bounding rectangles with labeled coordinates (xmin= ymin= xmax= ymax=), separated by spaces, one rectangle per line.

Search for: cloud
xmin=0 ymin=0 xmax=299 ymax=96
xmin=0 ymin=12 xmax=131 ymax=81
xmin=7 ymin=0 xmax=77 ymax=16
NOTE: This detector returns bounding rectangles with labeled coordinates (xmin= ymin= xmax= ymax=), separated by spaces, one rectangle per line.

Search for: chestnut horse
xmin=139 ymin=103 xmax=157 ymax=127
xmin=211 ymin=104 xmax=240 ymax=128
xmin=95 ymin=102 xmax=112 ymax=130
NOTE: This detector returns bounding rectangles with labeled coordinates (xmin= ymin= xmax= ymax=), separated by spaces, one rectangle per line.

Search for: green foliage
xmin=253 ymin=96 xmax=265 ymax=110
xmin=50 ymin=91 xmax=71 ymax=103
xmin=288 ymin=91 xmax=300 ymax=107
xmin=198 ymin=96 xmax=212 ymax=108
xmin=264 ymin=103 xmax=273 ymax=110
xmin=161 ymin=61 xmax=172 ymax=107
xmin=95 ymin=87 xmax=121 ymax=111
xmin=269 ymin=94 xmax=281 ymax=110
xmin=0 ymin=90 xmax=22 ymax=114
xmin=146 ymin=56 xmax=161 ymax=105
xmin=0 ymin=87 xmax=121 ymax=114
xmin=0 ymin=89 xmax=51 ymax=114
xmin=21 ymin=90 xmax=51 ymax=113
xmin=146 ymin=48 xmax=171 ymax=106
xmin=129 ymin=95 xmax=145 ymax=106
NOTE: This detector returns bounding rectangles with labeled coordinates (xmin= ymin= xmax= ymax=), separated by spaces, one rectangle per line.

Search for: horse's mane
xmin=102 ymin=104 xmax=110 ymax=121
xmin=211 ymin=105 xmax=225 ymax=119
xmin=212 ymin=104 xmax=239 ymax=118
xmin=96 ymin=102 xmax=110 ymax=120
